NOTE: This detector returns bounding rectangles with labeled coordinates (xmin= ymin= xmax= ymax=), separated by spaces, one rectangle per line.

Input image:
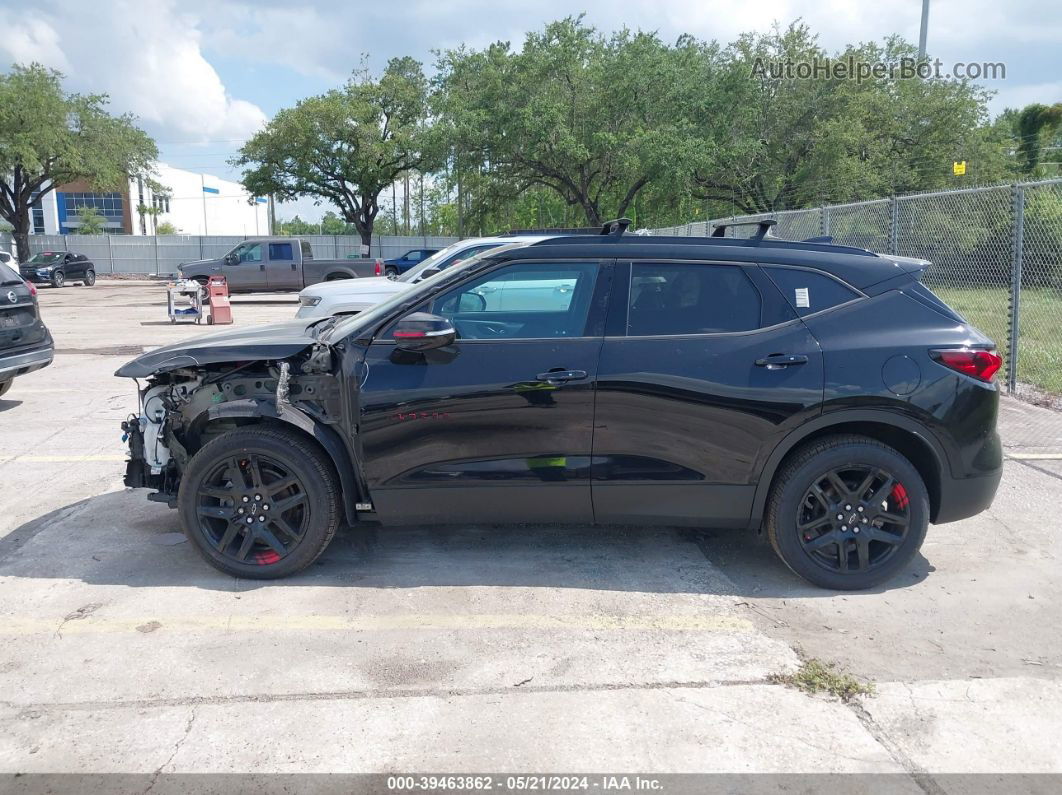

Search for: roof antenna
xmin=601 ymin=218 xmax=632 ymax=237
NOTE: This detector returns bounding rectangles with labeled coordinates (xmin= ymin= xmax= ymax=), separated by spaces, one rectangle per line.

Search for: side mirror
xmin=419 ymin=266 xmax=442 ymax=280
xmin=392 ymin=312 xmax=456 ymax=351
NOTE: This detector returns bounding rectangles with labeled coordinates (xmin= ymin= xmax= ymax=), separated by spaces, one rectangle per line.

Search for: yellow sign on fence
xmin=953 ymin=160 xmax=967 ymax=176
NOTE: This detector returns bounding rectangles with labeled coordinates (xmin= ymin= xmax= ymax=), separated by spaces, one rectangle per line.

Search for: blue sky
xmin=1 ymin=0 xmax=1059 ymax=221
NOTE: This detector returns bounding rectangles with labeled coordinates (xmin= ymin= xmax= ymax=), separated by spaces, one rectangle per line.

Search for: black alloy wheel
xmin=796 ymin=465 xmax=910 ymax=575
xmin=178 ymin=427 xmax=341 ymax=578
xmin=766 ymin=435 xmax=929 ymax=590
xmin=195 ymin=453 xmax=309 ymax=566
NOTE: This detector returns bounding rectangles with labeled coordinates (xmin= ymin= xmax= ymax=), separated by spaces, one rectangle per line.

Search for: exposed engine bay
xmin=120 ymin=343 xmax=344 ymax=505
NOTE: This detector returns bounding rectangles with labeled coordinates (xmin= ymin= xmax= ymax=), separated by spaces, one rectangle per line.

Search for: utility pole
xmin=456 ymin=167 xmax=464 ymax=238
xmin=918 ymin=0 xmax=930 ymax=60
xmin=391 ymin=181 xmax=398 ymax=236
xmin=403 ymin=172 xmax=411 ymax=236
xmin=419 ymin=172 xmax=425 ymax=241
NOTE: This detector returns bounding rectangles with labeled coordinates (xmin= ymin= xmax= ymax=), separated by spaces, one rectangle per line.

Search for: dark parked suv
xmin=0 ymin=261 xmax=54 ymax=398
xmin=116 ymin=220 xmax=1002 ymax=589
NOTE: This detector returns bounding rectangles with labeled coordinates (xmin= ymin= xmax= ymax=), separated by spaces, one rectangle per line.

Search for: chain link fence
xmin=0 ymin=233 xmax=460 ymax=277
xmin=651 ymin=179 xmax=1062 ymax=452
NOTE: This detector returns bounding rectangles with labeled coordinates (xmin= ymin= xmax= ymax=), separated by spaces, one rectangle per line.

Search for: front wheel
xmin=177 ymin=426 xmax=342 ymax=578
xmin=765 ymin=435 xmax=929 ymax=591
xmin=50 ymin=270 xmax=65 ymax=288
xmin=385 ymin=267 xmax=399 ymax=280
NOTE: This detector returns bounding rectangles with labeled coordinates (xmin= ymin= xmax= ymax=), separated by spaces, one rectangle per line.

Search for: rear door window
xmin=300 ymin=241 xmax=313 ymax=260
xmin=763 ymin=266 xmax=861 ymax=316
xmin=627 ymin=263 xmax=763 ymax=336
xmin=269 ymin=242 xmax=294 ymax=260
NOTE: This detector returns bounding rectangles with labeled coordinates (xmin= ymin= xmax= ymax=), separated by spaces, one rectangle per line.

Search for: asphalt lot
xmin=1 ymin=281 xmax=1061 ymax=785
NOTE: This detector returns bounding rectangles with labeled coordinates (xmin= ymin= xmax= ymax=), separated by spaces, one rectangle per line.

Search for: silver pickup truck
xmin=177 ymin=238 xmax=382 ymax=293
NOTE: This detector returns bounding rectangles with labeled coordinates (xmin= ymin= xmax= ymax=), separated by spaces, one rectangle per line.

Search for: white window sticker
xmin=794 ymin=287 xmax=810 ymax=308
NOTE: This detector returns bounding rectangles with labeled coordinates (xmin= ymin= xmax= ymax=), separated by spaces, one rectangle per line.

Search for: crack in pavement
xmin=3 ymin=678 xmax=773 ymax=714
xmin=144 ymin=705 xmax=197 ymax=793
xmin=846 ymin=699 xmax=946 ymax=795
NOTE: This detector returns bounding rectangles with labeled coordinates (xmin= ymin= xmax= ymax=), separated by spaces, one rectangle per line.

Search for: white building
xmin=32 ymin=163 xmax=271 ymax=236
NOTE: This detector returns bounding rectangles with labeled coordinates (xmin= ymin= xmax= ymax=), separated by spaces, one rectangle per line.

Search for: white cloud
xmin=0 ymin=0 xmax=266 ymax=144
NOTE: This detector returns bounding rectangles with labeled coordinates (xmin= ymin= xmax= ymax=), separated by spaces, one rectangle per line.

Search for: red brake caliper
xmin=890 ymin=482 xmax=909 ymax=510
xmin=254 ymin=550 xmax=281 ymax=565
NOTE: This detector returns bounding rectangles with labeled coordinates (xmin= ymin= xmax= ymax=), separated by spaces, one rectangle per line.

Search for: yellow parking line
xmin=0 ymin=454 xmax=127 ymax=463
xmin=0 ymin=614 xmax=754 ymax=636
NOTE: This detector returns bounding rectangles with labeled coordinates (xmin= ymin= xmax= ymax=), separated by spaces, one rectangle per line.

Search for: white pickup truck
xmin=295 ymin=235 xmax=553 ymax=318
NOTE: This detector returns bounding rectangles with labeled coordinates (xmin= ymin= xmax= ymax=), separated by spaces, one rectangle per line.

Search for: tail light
xmin=931 ymin=348 xmax=1002 ymax=382
xmin=24 ymin=280 xmax=37 ymax=298
xmin=374 ymin=259 xmax=382 ymax=276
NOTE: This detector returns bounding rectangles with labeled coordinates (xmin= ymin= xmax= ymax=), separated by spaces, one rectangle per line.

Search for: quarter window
xmin=627 ymin=263 xmax=762 ymax=336
xmin=424 ymin=262 xmax=599 ymax=340
xmin=763 ymin=267 xmax=860 ymax=316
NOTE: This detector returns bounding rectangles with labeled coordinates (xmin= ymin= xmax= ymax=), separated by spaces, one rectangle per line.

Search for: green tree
xmin=156 ymin=221 xmax=177 ymax=235
xmin=74 ymin=204 xmax=106 ymax=234
xmin=0 ymin=63 xmax=157 ymax=260
xmin=688 ymin=24 xmax=1006 ymax=214
xmin=1016 ymin=102 xmax=1062 ymax=174
xmin=235 ymin=57 xmax=435 ymax=247
xmin=433 ymin=17 xmax=706 ymax=226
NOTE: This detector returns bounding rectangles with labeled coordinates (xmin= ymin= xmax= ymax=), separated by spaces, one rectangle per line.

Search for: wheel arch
xmin=189 ymin=398 xmax=362 ymax=526
xmin=752 ymin=411 xmax=946 ymax=527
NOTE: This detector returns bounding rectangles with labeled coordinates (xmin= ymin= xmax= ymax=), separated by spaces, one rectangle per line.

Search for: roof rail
xmin=501 ymin=227 xmax=599 ymax=236
xmin=710 ymin=219 xmax=777 ymax=242
xmin=601 ymin=218 xmax=632 ymax=236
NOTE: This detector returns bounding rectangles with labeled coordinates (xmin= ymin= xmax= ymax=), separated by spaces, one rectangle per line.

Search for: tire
xmin=385 ymin=267 xmax=399 ymax=280
xmin=194 ymin=277 xmax=209 ymax=288
xmin=51 ymin=270 xmax=65 ymax=288
xmin=0 ymin=380 xmax=12 ymax=399
xmin=765 ymin=435 xmax=929 ymax=591
xmin=177 ymin=426 xmax=342 ymax=579
xmin=325 ymin=273 xmax=352 ymax=281
xmin=83 ymin=270 xmax=96 ymax=286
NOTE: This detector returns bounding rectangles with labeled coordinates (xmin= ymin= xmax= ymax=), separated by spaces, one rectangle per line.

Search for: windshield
xmin=398 ymin=241 xmax=503 ymax=283
xmin=27 ymin=253 xmax=64 ymax=265
xmin=322 ymin=243 xmax=529 ymax=345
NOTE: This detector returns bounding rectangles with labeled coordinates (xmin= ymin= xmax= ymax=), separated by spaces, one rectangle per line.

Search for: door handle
xmin=259 ymin=263 xmax=265 ymax=271
xmin=536 ymin=369 xmax=588 ymax=383
xmin=755 ymin=353 xmax=809 ymax=369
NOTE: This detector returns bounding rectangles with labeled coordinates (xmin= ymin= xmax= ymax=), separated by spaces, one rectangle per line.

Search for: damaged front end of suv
xmin=116 ymin=319 xmax=369 ymax=576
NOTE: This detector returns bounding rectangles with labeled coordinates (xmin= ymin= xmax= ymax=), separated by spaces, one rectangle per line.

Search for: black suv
xmin=117 ymin=220 xmax=1002 ymax=589
xmin=20 ymin=251 xmax=96 ymax=288
xmin=0 ymin=260 xmax=54 ymax=398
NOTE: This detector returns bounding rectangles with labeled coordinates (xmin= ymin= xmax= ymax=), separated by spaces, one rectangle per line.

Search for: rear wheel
xmin=83 ymin=269 xmax=96 ymax=286
xmin=177 ymin=426 xmax=342 ymax=579
xmin=765 ymin=435 xmax=929 ymax=590
xmin=325 ymin=272 xmax=351 ymax=281
xmin=50 ymin=270 xmax=65 ymax=288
